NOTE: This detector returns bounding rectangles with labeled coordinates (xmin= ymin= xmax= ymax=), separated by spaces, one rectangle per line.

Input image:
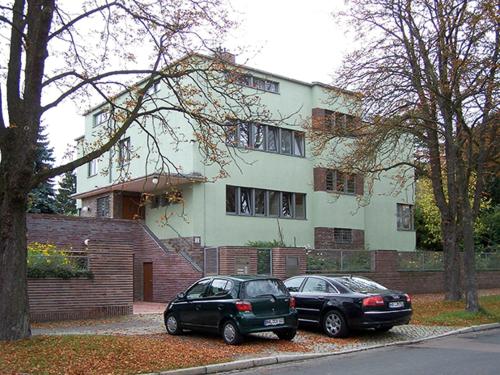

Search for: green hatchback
xmin=164 ymin=275 xmax=298 ymax=345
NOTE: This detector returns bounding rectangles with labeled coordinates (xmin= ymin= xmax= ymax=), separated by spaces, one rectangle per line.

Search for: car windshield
xmin=243 ymin=279 xmax=288 ymax=298
xmin=334 ymin=277 xmax=387 ymax=293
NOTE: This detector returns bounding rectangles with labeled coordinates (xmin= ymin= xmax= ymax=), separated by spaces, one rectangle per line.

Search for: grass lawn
xmin=412 ymin=294 xmax=500 ymax=326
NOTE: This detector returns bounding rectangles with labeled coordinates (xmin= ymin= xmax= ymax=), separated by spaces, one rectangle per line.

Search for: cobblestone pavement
xmin=33 ymin=313 xmax=458 ymax=357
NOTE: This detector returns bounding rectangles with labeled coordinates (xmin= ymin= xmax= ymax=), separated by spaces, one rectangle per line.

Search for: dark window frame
xmin=96 ymin=195 xmax=110 ymax=218
xmin=397 ymin=203 xmax=415 ymax=231
xmin=225 ymin=185 xmax=306 ymax=220
xmin=118 ymin=137 xmax=131 ymax=166
xmin=334 ymin=228 xmax=353 ymax=244
xmin=326 ymin=169 xmax=356 ymax=195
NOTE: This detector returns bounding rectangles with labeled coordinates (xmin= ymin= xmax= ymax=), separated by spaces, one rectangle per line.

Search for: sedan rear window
xmin=334 ymin=277 xmax=387 ymax=293
xmin=242 ymin=279 xmax=288 ymax=298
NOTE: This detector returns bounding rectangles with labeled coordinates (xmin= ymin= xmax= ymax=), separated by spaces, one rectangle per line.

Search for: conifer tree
xmin=55 ymin=171 xmax=77 ymax=215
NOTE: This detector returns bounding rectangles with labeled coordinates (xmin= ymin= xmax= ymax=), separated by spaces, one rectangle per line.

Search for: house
xmin=74 ymin=53 xmax=415 ymax=256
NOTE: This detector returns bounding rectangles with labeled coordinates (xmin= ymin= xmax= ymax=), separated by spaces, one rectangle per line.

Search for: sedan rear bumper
xmin=349 ymin=309 xmax=412 ymax=329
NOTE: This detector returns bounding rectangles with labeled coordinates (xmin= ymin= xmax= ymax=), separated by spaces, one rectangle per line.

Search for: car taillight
xmin=289 ymin=296 xmax=296 ymax=309
xmin=235 ymin=300 xmax=252 ymax=312
xmin=362 ymin=295 xmax=385 ymax=307
xmin=404 ymin=294 xmax=411 ymax=303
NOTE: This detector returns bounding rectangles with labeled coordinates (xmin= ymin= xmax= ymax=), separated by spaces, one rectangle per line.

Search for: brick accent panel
xmin=218 ymin=247 xmax=258 ymax=275
xmin=311 ymin=108 xmax=327 ymax=130
xmin=27 ymin=214 xmax=202 ymax=321
xmin=162 ymin=237 xmax=203 ymax=269
xmin=314 ymin=227 xmax=365 ymax=249
xmin=355 ymin=175 xmax=364 ymax=195
xmin=271 ymin=248 xmax=307 ymax=279
xmin=313 ymin=168 xmax=327 ymax=191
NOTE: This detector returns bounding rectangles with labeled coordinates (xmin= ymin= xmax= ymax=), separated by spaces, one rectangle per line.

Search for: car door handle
xmin=217 ymin=304 xmax=223 ymax=311
xmin=195 ymin=304 xmax=201 ymax=311
xmin=318 ymin=297 xmax=326 ymax=301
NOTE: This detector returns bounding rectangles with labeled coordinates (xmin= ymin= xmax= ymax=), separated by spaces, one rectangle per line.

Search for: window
xmin=235 ymin=73 xmax=280 ymax=93
xmin=252 ymin=123 xmax=265 ymax=150
xmin=281 ymin=129 xmax=293 ymax=155
xmin=326 ymin=170 xmax=356 ymax=194
xmin=186 ymin=279 xmax=211 ymax=300
xmin=302 ymin=278 xmax=332 ymax=293
xmin=239 ymin=122 xmax=250 ymax=147
xmin=284 ymin=277 xmax=305 ymax=292
xmin=243 ymin=279 xmax=287 ymax=298
xmin=93 ymin=110 xmax=109 ymax=127
xmin=226 ymin=186 xmax=237 ymax=214
xmin=281 ymin=192 xmax=293 ymax=217
xmin=225 ymin=120 xmax=305 ymax=157
xmin=118 ymin=137 xmax=131 ymax=166
xmin=334 ymin=228 xmax=352 ymax=244
xmin=295 ymin=193 xmax=306 ymax=219
xmin=269 ymin=190 xmax=280 ymax=216
xmin=293 ymin=132 xmax=305 ymax=157
xmin=254 ymin=189 xmax=266 ymax=216
xmin=88 ymin=159 xmax=98 ymax=177
xmin=267 ymin=126 xmax=279 ymax=152
xmin=397 ymin=203 xmax=414 ymax=230
xmin=225 ymin=186 xmax=306 ymax=219
xmin=240 ymin=187 xmax=253 ymax=215
xmin=96 ymin=196 xmax=110 ymax=217
xmin=335 ymin=276 xmax=387 ymax=293
xmin=207 ymin=279 xmax=233 ymax=297
xmin=285 ymin=256 xmax=300 ymax=277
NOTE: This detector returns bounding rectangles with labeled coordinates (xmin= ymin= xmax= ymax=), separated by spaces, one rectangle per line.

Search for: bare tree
xmin=0 ymin=0 xmax=272 ymax=341
xmin=309 ymin=0 xmax=499 ymax=310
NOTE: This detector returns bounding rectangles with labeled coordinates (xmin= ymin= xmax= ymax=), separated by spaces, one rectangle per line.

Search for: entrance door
xmin=143 ymin=262 xmax=153 ymax=302
xmin=122 ymin=194 xmax=145 ymax=220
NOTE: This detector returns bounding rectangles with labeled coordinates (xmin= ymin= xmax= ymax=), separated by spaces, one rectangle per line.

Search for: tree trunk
xmin=442 ymin=220 xmax=462 ymax=301
xmin=0 ymin=192 xmax=31 ymax=340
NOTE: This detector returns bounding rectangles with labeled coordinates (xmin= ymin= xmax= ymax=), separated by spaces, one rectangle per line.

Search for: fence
xmin=257 ymin=248 xmax=272 ymax=275
xmin=397 ymin=251 xmax=500 ymax=271
xmin=305 ymin=249 xmax=373 ymax=273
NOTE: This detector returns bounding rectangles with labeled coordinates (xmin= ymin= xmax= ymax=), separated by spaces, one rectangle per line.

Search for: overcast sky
xmin=44 ymin=0 xmax=351 ymax=167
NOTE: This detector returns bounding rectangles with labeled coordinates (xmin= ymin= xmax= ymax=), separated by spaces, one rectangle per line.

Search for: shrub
xmin=27 ymin=242 xmax=92 ymax=279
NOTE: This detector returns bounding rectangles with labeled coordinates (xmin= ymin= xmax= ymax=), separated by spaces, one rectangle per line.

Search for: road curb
xmin=152 ymin=323 xmax=500 ymax=375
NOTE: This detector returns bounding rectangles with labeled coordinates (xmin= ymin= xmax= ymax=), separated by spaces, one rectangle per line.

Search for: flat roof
xmin=82 ymin=52 xmax=358 ymax=115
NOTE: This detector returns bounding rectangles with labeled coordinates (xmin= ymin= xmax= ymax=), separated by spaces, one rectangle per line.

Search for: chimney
xmin=214 ymin=48 xmax=236 ymax=64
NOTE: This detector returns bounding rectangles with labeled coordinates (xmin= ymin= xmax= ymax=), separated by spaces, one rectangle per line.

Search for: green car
xmin=164 ymin=275 xmax=298 ymax=345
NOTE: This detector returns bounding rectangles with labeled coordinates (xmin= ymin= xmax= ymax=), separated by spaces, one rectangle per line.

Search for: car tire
xmin=274 ymin=328 xmax=297 ymax=341
xmin=222 ymin=321 xmax=243 ymax=345
xmin=322 ymin=310 xmax=349 ymax=338
xmin=375 ymin=325 xmax=393 ymax=332
xmin=165 ymin=313 xmax=183 ymax=335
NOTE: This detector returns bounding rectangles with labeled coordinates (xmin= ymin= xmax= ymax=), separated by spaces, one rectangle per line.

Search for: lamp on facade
xmin=151 ymin=175 xmax=159 ymax=185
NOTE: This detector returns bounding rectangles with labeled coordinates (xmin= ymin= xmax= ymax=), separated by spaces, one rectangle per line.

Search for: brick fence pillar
xmin=272 ymin=247 xmax=306 ymax=279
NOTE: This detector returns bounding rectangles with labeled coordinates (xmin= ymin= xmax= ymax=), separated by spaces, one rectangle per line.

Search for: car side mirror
xmin=176 ymin=292 xmax=186 ymax=299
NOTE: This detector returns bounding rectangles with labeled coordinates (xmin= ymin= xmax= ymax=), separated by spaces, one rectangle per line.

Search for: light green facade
xmin=76 ymin=60 xmax=415 ymax=251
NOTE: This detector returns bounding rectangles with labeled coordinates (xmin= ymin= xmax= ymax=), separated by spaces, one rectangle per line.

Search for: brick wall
xmin=218 ymin=247 xmax=258 ymax=275
xmin=271 ymin=248 xmax=307 ymax=279
xmin=27 ymin=214 xmax=202 ymax=321
xmin=27 ymin=214 xmax=135 ymax=321
xmin=314 ymin=227 xmax=365 ymax=249
xmin=134 ymin=228 xmax=202 ymax=302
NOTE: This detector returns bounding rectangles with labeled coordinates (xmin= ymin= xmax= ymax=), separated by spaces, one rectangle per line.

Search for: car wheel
xmin=274 ymin=328 xmax=297 ymax=341
xmin=322 ymin=310 xmax=349 ymax=338
xmin=165 ymin=313 xmax=182 ymax=335
xmin=222 ymin=321 xmax=243 ymax=345
xmin=375 ymin=325 xmax=393 ymax=332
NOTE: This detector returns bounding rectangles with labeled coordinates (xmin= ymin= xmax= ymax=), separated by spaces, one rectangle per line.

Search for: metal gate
xmin=257 ymin=248 xmax=272 ymax=275
xmin=204 ymin=247 xmax=219 ymax=275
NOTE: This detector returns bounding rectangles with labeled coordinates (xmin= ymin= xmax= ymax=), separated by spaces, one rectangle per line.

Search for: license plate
xmin=264 ymin=318 xmax=285 ymax=326
xmin=389 ymin=301 xmax=404 ymax=308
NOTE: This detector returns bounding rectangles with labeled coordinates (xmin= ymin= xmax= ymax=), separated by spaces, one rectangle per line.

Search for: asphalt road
xmin=231 ymin=328 xmax=500 ymax=375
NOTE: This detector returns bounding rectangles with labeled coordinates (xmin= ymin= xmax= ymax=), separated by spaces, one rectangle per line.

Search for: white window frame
xmin=88 ymin=159 xmax=98 ymax=177
xmin=397 ymin=203 xmax=414 ymax=231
